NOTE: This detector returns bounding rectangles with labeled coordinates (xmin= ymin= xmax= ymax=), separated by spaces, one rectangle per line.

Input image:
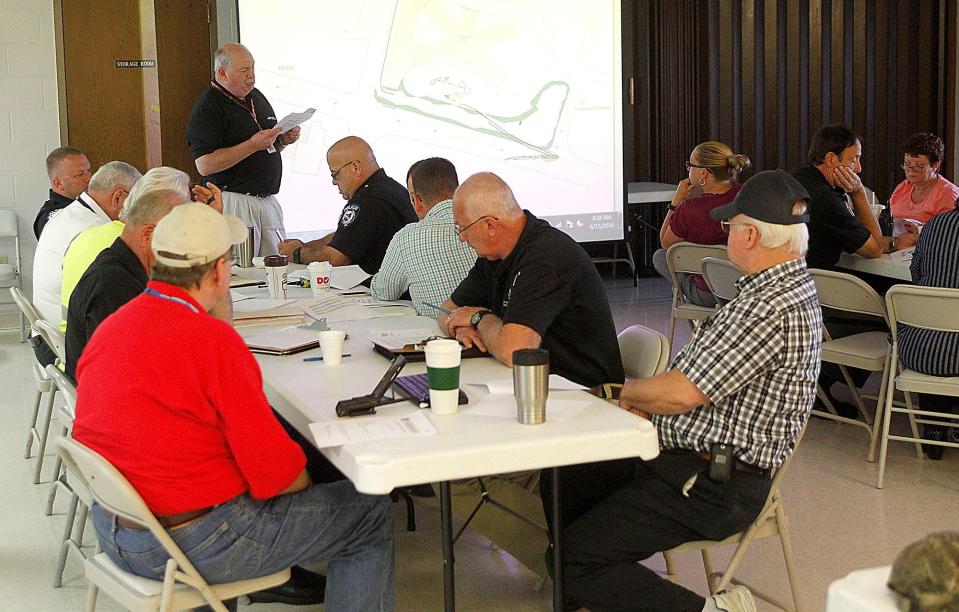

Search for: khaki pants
xmin=222 ymin=192 xmax=285 ymax=257
xmin=434 ymin=470 xmax=548 ymax=577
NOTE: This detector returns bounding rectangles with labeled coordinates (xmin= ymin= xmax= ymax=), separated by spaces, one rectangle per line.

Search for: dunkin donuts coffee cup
xmin=308 ymin=261 xmax=332 ymax=297
xmin=425 ymin=339 xmax=462 ymax=414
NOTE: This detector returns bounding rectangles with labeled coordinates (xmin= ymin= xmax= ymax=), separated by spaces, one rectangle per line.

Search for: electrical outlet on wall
xmin=0 ymin=256 xmax=8 ymax=264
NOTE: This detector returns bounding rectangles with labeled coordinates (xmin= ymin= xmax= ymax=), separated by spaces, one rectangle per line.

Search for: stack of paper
xmin=245 ymin=325 xmax=319 ymax=355
xmin=233 ymin=298 xmax=304 ymax=326
xmin=301 ymin=294 xmax=413 ymax=323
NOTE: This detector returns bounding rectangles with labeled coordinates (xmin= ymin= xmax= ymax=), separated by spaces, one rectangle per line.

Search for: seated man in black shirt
xmin=438 ymin=171 xmax=624 ymax=389
xmin=35 ymin=146 xmax=91 ymax=238
xmin=794 ymin=123 xmax=909 ymax=270
xmin=278 ymin=136 xmax=417 ymax=274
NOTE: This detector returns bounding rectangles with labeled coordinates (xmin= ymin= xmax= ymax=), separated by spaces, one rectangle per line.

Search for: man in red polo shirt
xmin=73 ymin=202 xmax=394 ymax=612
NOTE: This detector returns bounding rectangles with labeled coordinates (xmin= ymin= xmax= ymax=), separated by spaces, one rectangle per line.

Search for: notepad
xmin=245 ymin=326 xmax=319 ymax=355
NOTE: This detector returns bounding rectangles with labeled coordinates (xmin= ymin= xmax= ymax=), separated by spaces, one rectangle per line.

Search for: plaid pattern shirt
xmin=652 ymin=257 xmax=822 ymax=469
xmin=370 ymin=199 xmax=477 ymax=316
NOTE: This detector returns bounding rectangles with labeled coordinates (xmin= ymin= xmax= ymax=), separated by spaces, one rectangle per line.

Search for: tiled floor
xmin=1 ymin=274 xmax=957 ymax=611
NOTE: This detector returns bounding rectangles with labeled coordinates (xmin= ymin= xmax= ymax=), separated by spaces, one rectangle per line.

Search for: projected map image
xmin=239 ymin=0 xmax=623 ymax=242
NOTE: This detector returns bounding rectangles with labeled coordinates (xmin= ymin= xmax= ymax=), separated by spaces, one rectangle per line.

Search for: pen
xmin=303 ymin=354 xmax=351 ymax=362
xmin=422 ymin=302 xmax=452 ymax=315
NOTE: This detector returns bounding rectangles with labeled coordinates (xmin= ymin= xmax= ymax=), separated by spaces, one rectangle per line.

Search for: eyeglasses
xmin=720 ymin=220 xmax=752 ymax=233
xmin=685 ymin=161 xmax=707 ymax=171
xmin=455 ymin=215 xmax=497 ymax=235
xmin=901 ymin=162 xmax=930 ymax=171
xmin=330 ymin=161 xmax=355 ymax=181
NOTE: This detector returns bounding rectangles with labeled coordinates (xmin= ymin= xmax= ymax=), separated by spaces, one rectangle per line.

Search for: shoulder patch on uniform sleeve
xmin=340 ymin=204 xmax=360 ymax=227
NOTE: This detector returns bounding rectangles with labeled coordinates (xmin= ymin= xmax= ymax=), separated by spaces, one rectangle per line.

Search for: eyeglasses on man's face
xmin=901 ymin=162 xmax=930 ymax=171
xmin=454 ymin=215 xmax=498 ymax=235
xmin=330 ymin=161 xmax=355 ymax=182
xmin=720 ymin=220 xmax=752 ymax=233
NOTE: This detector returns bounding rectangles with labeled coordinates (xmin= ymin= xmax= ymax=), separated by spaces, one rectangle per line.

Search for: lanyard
xmin=144 ymin=288 xmax=200 ymax=314
xmin=210 ymin=80 xmax=261 ymax=130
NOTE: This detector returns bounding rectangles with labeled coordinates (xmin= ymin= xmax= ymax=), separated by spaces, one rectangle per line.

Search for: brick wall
xmin=0 ymin=0 xmax=59 ymax=329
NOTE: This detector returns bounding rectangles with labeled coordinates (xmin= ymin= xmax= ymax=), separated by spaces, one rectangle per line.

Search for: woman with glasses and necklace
xmin=889 ymin=133 xmax=959 ymax=225
xmin=652 ymin=141 xmax=750 ymax=307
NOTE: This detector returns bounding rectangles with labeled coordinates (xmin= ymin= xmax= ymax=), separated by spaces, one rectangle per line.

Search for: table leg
xmin=552 ymin=467 xmax=563 ymax=611
xmin=439 ymin=481 xmax=455 ymax=612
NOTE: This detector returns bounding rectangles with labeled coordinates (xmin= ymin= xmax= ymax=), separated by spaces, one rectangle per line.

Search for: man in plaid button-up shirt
xmin=543 ymin=171 xmax=822 ymax=612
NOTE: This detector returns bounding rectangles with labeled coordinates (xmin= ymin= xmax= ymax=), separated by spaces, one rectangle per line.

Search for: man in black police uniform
xmin=278 ymin=136 xmax=416 ymax=274
xmin=187 ymin=43 xmax=300 ymax=257
xmin=34 ymin=146 xmax=91 ymax=238
xmin=437 ymin=171 xmax=623 ymax=388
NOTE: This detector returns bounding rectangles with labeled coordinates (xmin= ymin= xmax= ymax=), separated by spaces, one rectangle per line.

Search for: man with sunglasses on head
xmin=278 ymin=136 xmax=416 ymax=274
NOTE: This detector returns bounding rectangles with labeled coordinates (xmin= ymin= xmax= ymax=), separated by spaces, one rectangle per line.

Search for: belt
xmin=244 ymin=192 xmax=273 ymax=198
xmin=693 ymin=450 xmax=772 ymax=478
xmin=105 ymin=506 xmax=213 ymax=531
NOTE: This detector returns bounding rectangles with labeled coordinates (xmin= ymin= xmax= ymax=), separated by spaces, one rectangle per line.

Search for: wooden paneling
xmin=628 ymin=0 xmax=955 ymax=201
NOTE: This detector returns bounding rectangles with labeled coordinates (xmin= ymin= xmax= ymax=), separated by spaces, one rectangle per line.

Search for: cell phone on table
xmin=335 ymin=355 xmax=407 ymax=417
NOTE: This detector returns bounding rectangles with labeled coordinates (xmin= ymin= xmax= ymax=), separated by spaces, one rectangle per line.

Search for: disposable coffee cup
xmin=513 ymin=348 xmax=549 ymax=425
xmin=307 ymin=261 xmax=332 ymax=297
xmin=425 ymin=339 xmax=462 ymax=414
xmin=264 ymin=254 xmax=288 ymax=299
xmin=318 ymin=330 xmax=347 ymax=365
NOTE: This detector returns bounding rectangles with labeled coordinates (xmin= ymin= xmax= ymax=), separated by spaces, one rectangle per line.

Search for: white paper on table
xmin=233 ymin=298 xmax=296 ymax=314
xmin=369 ymin=328 xmax=440 ymax=350
xmin=286 ymin=269 xmax=309 ymax=281
xmin=330 ymin=265 xmax=371 ymax=290
xmin=300 ymin=294 xmax=413 ymax=323
xmin=230 ymin=290 xmax=255 ymax=302
xmin=462 ymin=391 xmax=592 ymax=422
xmin=889 ymin=247 xmax=914 ymax=263
xmin=308 ymin=410 xmax=437 ymax=448
xmin=477 ymin=374 xmax=587 ymax=395
xmin=274 ymin=107 xmax=316 ymax=134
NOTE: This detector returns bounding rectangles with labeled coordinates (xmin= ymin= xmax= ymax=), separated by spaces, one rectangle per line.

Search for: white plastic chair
xmin=700 ymin=257 xmax=741 ymax=305
xmin=45 ymin=364 xmax=90 ymax=588
xmin=56 ymin=437 xmax=291 ymax=612
xmin=617 ymin=324 xmax=670 ymax=379
xmin=663 ymin=427 xmax=808 ymax=612
xmin=0 ymin=210 xmax=26 ymax=341
xmin=664 ymin=242 xmax=728 ymax=348
xmin=809 ymin=269 xmax=895 ymax=462
xmin=877 ymin=285 xmax=959 ymax=488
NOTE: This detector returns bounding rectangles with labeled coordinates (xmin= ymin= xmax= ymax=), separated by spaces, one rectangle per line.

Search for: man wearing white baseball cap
xmin=73 ymin=202 xmax=395 ymax=611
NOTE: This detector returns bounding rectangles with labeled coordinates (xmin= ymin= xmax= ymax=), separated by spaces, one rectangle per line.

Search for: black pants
xmin=31 ymin=335 xmax=57 ymax=368
xmin=541 ymin=451 xmax=770 ymax=612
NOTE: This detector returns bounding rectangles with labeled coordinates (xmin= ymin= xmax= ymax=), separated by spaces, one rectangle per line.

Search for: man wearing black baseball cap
xmin=543 ymin=170 xmax=822 ymax=612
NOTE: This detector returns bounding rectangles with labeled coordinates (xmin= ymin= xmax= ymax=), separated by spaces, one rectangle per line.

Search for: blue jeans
xmin=92 ymin=480 xmax=394 ymax=612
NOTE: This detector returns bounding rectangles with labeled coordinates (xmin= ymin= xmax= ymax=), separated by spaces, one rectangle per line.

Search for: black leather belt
xmin=694 ymin=450 xmax=772 ymax=478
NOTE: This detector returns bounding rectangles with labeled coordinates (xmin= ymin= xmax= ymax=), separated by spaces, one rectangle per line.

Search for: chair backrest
xmin=665 ymin=242 xmax=728 ymax=276
xmin=10 ymin=287 xmax=42 ymax=329
xmin=45 ymin=364 xmax=77 ymax=420
xmin=700 ymin=257 xmax=741 ymax=302
xmin=0 ymin=209 xmax=17 ymax=238
xmin=809 ymin=268 xmax=887 ymax=323
xmin=56 ymin=437 xmax=205 ymax=579
xmin=35 ymin=318 xmax=66 ymax=363
xmin=768 ymin=423 xmax=808 ymax=495
xmin=618 ymin=324 xmax=670 ymax=378
xmin=886 ymin=285 xmax=959 ymax=341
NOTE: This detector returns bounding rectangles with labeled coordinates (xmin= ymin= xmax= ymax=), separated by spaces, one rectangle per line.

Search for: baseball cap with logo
xmin=152 ymin=202 xmax=248 ymax=268
xmin=710 ymin=169 xmax=811 ymax=224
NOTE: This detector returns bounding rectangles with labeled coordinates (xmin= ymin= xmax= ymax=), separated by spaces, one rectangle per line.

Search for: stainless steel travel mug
xmin=513 ymin=348 xmax=549 ymax=425
xmin=234 ymin=226 xmax=255 ymax=267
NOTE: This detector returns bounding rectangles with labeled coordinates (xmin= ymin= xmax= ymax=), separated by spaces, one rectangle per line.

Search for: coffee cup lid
xmin=513 ymin=348 xmax=549 ymax=366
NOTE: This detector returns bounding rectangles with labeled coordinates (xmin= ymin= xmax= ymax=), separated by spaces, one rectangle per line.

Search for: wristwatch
xmin=469 ymin=310 xmax=492 ymax=328
xmin=889 ymin=238 xmax=897 ymax=252
xmin=292 ymin=246 xmax=303 ymax=264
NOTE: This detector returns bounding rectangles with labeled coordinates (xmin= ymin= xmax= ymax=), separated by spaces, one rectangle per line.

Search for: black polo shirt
xmin=451 ymin=211 xmax=624 ymax=388
xmin=187 ymin=84 xmax=282 ymax=195
xmin=65 ymin=237 xmax=147 ymax=382
xmin=328 ymin=168 xmax=417 ymax=274
xmin=34 ymin=190 xmax=75 ymax=238
xmin=793 ymin=165 xmax=871 ymax=270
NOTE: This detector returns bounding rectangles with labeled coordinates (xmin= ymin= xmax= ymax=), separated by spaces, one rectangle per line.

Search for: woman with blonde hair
xmin=652 ymin=141 xmax=751 ymax=307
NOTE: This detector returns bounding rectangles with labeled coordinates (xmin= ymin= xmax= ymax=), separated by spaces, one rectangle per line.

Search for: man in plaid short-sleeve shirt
xmin=542 ymin=170 xmax=822 ymax=612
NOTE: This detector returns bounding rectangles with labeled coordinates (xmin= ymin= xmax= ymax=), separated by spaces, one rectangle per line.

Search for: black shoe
xmin=247 ymin=566 xmax=326 ymax=605
xmin=195 ymin=598 xmax=237 ymax=612
xmin=923 ymin=427 xmax=945 ymax=461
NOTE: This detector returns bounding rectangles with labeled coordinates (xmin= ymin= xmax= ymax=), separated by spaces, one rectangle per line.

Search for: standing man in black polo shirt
xmin=437 ymin=172 xmax=623 ymax=388
xmin=278 ymin=136 xmax=417 ymax=274
xmin=187 ymin=43 xmax=300 ymax=257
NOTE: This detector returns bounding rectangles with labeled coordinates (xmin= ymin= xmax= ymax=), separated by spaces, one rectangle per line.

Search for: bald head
xmin=326 ymin=136 xmax=381 ymax=200
xmin=453 ymin=172 xmax=523 ymax=220
xmin=452 ymin=172 xmax=525 ymax=260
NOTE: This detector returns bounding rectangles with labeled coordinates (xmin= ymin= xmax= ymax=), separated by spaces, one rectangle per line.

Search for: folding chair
xmin=0 ymin=210 xmax=26 ymax=341
xmin=700 ymin=257 xmax=741 ymax=305
xmin=877 ymin=285 xmax=959 ymax=488
xmin=663 ymin=427 xmax=808 ymax=612
xmin=56 ymin=437 xmax=290 ymax=612
xmin=664 ymin=242 xmax=728 ymax=348
xmin=617 ymin=324 xmax=670 ymax=379
xmin=809 ymin=269 xmax=894 ymax=462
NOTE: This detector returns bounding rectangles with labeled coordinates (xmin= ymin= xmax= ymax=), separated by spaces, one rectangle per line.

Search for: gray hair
xmin=120 ymin=166 xmax=190 ymax=220
xmin=87 ymin=161 xmax=142 ymax=194
xmin=123 ymin=189 xmax=188 ymax=228
xmin=741 ymin=203 xmax=809 ymax=255
xmin=214 ymin=44 xmax=250 ymax=72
